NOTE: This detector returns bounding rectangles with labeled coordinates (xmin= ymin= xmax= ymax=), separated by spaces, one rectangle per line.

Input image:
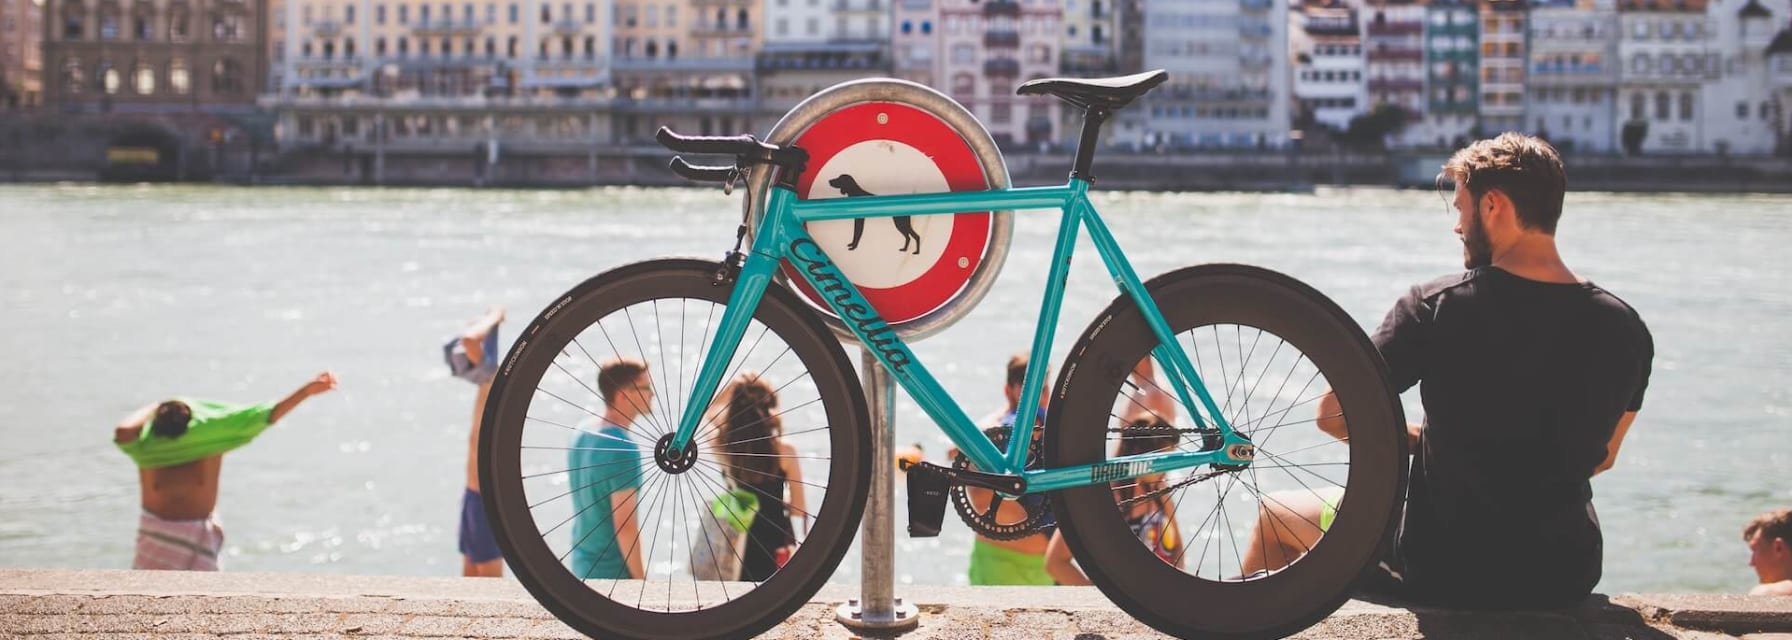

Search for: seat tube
xmin=670 ymin=189 xmax=791 ymax=451
xmin=1006 ymin=193 xmax=1084 ymax=470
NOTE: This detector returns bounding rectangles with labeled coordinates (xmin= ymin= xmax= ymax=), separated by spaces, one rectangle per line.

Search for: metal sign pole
xmin=836 ymin=348 xmax=919 ymax=630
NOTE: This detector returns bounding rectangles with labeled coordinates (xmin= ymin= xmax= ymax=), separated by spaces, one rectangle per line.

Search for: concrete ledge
xmin=3 ymin=569 xmax=1790 ymax=639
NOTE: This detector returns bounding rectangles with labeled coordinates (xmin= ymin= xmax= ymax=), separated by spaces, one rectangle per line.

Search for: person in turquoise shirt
xmin=113 ymin=371 xmax=338 ymax=570
xmin=568 ymin=357 xmax=654 ymax=581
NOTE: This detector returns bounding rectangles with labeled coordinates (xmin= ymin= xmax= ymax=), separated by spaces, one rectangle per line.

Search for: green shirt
xmin=115 ymin=398 xmax=276 ymax=469
xmin=568 ymin=426 xmax=643 ymax=580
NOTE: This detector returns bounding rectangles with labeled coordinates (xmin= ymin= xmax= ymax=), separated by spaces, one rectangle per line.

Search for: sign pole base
xmin=836 ymin=348 xmax=920 ymax=632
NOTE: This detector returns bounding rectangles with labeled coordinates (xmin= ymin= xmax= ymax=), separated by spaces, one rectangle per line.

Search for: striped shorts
xmin=133 ymin=511 xmax=224 ymax=571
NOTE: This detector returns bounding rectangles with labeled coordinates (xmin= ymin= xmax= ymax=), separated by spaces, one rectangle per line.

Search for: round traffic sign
xmin=747 ymin=79 xmax=1012 ymax=343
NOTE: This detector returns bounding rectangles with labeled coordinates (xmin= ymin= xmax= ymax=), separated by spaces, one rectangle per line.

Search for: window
xmin=1679 ymin=91 xmax=1693 ymax=121
xmin=1633 ymin=53 xmax=1650 ymax=73
xmin=667 ymin=41 xmax=677 ymax=58
xmin=486 ymin=3 xmax=495 ymax=23
xmin=398 ymin=4 xmax=408 ymax=24
xmin=506 ymin=35 xmax=517 ymax=58
xmin=376 ymin=4 xmax=386 ymax=24
xmin=302 ymin=40 xmax=312 ymax=57
xmin=561 ymin=35 xmax=572 ymax=58
xmin=398 ymin=36 xmax=409 ymax=56
xmin=376 ymin=36 xmax=386 ymax=54
xmin=901 ymin=19 xmax=911 ymax=34
xmin=1629 ymin=93 xmax=1644 ymax=120
xmin=507 ymin=3 xmax=516 ymax=23
xmin=133 ymin=63 xmax=154 ymax=94
xmin=645 ymin=40 xmax=657 ymax=58
xmin=420 ymin=37 xmax=430 ymax=56
xmin=737 ymin=8 xmax=749 ymax=30
xmin=210 ymin=58 xmax=241 ymax=93
xmin=169 ymin=59 xmax=189 ymax=94
xmin=540 ymin=4 xmax=549 ymax=23
xmin=484 ymin=36 xmax=494 ymax=57
xmin=1765 ymin=102 xmax=1775 ymax=121
xmin=133 ymin=12 xmax=151 ymax=40
xmin=98 ymin=5 xmax=118 ymax=39
xmin=346 ymin=5 xmax=356 ymax=23
xmin=420 ymin=5 xmax=429 ymax=22
xmin=1654 ymin=91 xmax=1669 ymax=119
xmin=583 ymin=35 xmax=594 ymax=58
xmin=585 ymin=2 xmax=594 ymax=23
xmin=953 ymin=43 xmax=974 ymax=63
xmin=168 ymin=5 xmax=189 ymax=40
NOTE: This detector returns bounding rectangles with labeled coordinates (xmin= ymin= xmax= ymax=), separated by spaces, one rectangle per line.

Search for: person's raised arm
xmin=1594 ymin=411 xmax=1638 ymax=476
xmin=270 ymin=371 xmax=338 ymax=426
xmin=113 ymin=403 xmax=157 ymax=444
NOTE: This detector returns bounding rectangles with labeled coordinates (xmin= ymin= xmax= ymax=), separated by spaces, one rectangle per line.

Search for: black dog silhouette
xmin=829 ymin=174 xmax=921 ymax=254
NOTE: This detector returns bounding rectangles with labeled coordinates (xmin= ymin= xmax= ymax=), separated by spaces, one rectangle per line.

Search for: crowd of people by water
xmin=106 ymin=133 xmax=1792 ymax=606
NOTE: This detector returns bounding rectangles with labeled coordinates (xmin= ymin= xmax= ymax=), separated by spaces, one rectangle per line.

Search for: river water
xmin=0 ymin=183 xmax=1787 ymax=595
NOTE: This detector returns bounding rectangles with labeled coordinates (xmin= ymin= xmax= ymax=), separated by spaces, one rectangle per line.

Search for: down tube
xmin=778 ymin=229 xmax=1013 ymax=475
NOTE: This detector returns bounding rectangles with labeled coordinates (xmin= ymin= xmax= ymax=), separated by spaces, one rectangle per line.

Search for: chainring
xmin=950 ymin=425 xmax=1052 ymax=541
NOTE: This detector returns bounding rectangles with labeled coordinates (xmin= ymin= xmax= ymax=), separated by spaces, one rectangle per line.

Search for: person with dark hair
xmin=961 ymin=353 xmax=1056 ymax=586
xmin=446 ymin=306 xmax=505 ymax=577
xmin=113 ymin=371 xmax=338 ymax=571
xmin=1044 ymin=419 xmax=1183 ymax=585
xmin=1241 ymin=132 xmax=1655 ymax=609
xmin=1745 ymin=509 xmax=1792 ymax=596
xmin=716 ymin=372 xmax=808 ymax=582
xmin=568 ymin=357 xmax=652 ymax=580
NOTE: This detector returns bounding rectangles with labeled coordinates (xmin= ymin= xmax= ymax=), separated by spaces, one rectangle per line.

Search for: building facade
xmin=1292 ymin=2 xmax=1365 ymax=133
xmin=1616 ymin=0 xmax=1710 ymax=152
xmin=2 ymin=0 xmax=45 ymax=108
xmin=1364 ymin=0 xmax=1426 ymax=116
xmin=42 ymin=0 xmax=268 ymax=111
xmin=1526 ymin=0 xmax=1618 ymax=152
xmin=1059 ymin=0 xmax=1116 ymax=75
xmin=937 ymin=0 xmax=1059 ymax=147
xmin=1478 ymin=0 xmax=1527 ymax=132
xmin=1699 ymin=0 xmax=1788 ymax=155
xmin=891 ymin=0 xmax=936 ymax=85
xmin=1418 ymin=0 xmax=1478 ymax=147
xmin=1126 ymin=0 xmax=1287 ymax=149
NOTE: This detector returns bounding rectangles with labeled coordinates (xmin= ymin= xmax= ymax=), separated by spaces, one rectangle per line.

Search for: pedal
xmin=904 ymin=460 xmax=949 ymax=538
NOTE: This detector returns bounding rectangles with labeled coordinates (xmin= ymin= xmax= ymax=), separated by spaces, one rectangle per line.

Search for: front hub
xmin=654 ymin=433 xmax=700 ymax=474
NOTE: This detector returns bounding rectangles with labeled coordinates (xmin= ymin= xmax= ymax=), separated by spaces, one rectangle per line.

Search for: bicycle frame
xmin=670 ymin=178 xmax=1254 ymax=494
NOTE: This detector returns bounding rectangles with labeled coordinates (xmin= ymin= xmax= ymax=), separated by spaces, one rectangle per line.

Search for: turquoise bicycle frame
xmin=669 ymin=178 xmax=1254 ymax=494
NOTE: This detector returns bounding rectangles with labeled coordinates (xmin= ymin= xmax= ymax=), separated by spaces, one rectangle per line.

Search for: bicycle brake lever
xmin=713 ymin=250 xmax=745 ymax=286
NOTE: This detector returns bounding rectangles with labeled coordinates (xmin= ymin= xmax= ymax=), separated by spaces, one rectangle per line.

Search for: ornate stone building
xmin=2 ymin=0 xmax=45 ymax=108
xmin=41 ymin=0 xmax=267 ymax=111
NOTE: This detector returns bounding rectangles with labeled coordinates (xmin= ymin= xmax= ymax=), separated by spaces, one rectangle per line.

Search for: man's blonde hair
xmin=1442 ymin=132 xmax=1568 ymax=234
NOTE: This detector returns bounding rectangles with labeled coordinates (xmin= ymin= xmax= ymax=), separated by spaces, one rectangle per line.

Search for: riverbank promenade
xmin=4 ymin=569 xmax=1791 ymax=639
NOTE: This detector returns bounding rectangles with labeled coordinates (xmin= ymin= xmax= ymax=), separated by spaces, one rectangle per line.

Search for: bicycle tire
xmin=1045 ymin=264 xmax=1407 ymax=640
xmin=480 ymin=258 xmax=871 ymax=640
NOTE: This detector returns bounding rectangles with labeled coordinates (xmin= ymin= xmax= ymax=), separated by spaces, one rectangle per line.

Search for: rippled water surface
xmin=0 ymin=183 xmax=1787 ymax=595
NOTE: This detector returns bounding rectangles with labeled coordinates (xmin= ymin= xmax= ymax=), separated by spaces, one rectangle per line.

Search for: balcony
xmin=832 ymin=0 xmax=883 ymax=12
xmin=1368 ymin=78 xmax=1424 ymax=92
xmin=1366 ymin=20 xmax=1423 ymax=36
xmin=1366 ymin=48 xmax=1424 ymax=62
xmin=411 ymin=19 xmax=485 ymax=36
xmin=1238 ymin=22 xmax=1273 ymax=39
xmin=1238 ymin=53 xmax=1275 ymax=69
xmin=985 ymin=30 xmax=1019 ymax=48
xmin=691 ymin=23 xmax=752 ymax=37
xmin=984 ymin=57 xmax=1020 ymax=76
xmin=984 ymin=0 xmax=1020 ymax=18
xmin=312 ymin=20 xmax=343 ymax=37
xmin=552 ymin=18 xmax=584 ymax=35
xmin=1240 ymin=0 xmax=1273 ymax=11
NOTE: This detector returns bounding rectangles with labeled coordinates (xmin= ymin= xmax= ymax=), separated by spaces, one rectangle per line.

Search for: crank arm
xmin=901 ymin=460 xmax=1027 ymax=495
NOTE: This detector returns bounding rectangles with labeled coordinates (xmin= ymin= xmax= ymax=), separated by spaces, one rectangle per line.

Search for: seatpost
xmin=1070 ymin=106 xmax=1109 ymax=183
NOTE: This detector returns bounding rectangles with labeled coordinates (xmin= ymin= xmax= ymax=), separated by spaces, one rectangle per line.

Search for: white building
xmin=1772 ymin=23 xmax=1792 ymax=154
xmin=1291 ymin=3 xmax=1366 ymax=133
xmin=1616 ymin=0 xmax=1711 ymax=152
xmin=1129 ymin=0 xmax=1289 ymax=149
xmin=1699 ymin=0 xmax=1789 ymax=154
xmin=763 ymin=0 xmax=887 ymax=44
xmin=1526 ymin=0 xmax=1620 ymax=153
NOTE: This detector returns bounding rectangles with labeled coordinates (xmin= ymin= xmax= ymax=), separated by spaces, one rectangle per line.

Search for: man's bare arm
xmin=113 ymin=403 xmax=157 ymax=443
xmin=269 ymin=372 xmax=339 ymax=426
xmin=1317 ymin=390 xmax=1421 ymax=448
xmin=610 ymin=489 xmax=645 ymax=579
xmin=1593 ymin=411 xmax=1639 ymax=476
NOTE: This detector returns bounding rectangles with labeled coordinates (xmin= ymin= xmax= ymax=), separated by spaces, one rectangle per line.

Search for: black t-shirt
xmin=1372 ymin=267 xmax=1653 ymax=608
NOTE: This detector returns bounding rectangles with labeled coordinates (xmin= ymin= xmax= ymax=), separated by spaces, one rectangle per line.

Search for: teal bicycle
xmin=479 ymin=71 xmax=1407 ymax=640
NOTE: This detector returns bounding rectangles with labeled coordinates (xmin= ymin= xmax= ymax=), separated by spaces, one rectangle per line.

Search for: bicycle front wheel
xmin=480 ymin=259 xmax=870 ymax=640
xmin=1045 ymin=264 xmax=1406 ymax=640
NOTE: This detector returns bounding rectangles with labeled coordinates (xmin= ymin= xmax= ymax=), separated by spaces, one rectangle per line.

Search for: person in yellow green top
xmin=113 ymin=371 xmax=338 ymax=570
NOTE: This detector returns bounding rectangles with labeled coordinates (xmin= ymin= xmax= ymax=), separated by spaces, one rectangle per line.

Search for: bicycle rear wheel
xmin=479 ymin=259 xmax=870 ymax=640
xmin=1045 ymin=264 xmax=1406 ymax=640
